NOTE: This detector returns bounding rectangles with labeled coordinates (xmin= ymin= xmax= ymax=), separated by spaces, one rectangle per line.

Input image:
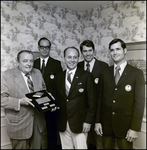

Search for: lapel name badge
xmin=50 ymin=74 xmax=54 ymax=79
xmin=125 ymin=85 xmax=132 ymax=92
xmin=95 ymin=78 xmax=99 ymax=84
xmin=79 ymin=88 xmax=84 ymax=93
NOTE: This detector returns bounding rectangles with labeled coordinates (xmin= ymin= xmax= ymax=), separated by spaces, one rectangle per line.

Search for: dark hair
xmin=109 ymin=38 xmax=126 ymax=50
xmin=80 ymin=40 xmax=95 ymax=53
xmin=64 ymin=46 xmax=80 ymax=57
xmin=17 ymin=50 xmax=34 ymax=62
xmin=38 ymin=37 xmax=51 ymax=47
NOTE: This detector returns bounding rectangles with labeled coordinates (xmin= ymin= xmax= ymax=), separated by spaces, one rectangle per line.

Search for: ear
xmin=124 ymin=48 xmax=127 ymax=55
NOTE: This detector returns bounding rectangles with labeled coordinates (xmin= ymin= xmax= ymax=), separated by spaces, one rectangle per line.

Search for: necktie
xmin=115 ymin=65 xmax=121 ymax=85
xmin=25 ymin=73 xmax=34 ymax=93
xmin=67 ymin=72 xmax=72 ymax=84
xmin=86 ymin=62 xmax=90 ymax=72
xmin=66 ymin=71 xmax=72 ymax=96
xmin=41 ymin=59 xmax=45 ymax=75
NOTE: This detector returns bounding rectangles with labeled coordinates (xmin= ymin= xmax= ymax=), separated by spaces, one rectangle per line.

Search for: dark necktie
xmin=115 ymin=65 xmax=121 ymax=85
xmin=25 ymin=73 xmax=34 ymax=93
xmin=86 ymin=62 xmax=90 ymax=72
xmin=41 ymin=59 xmax=45 ymax=75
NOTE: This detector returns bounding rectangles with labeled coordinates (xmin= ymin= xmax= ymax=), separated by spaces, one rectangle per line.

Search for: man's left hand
xmin=82 ymin=123 xmax=91 ymax=133
xmin=125 ymin=129 xmax=138 ymax=142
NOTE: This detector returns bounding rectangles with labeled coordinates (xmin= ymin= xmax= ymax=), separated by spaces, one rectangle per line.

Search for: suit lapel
xmin=35 ymin=58 xmax=40 ymax=70
xmin=31 ymin=69 xmax=38 ymax=91
xmin=117 ymin=64 xmax=131 ymax=86
xmin=14 ymin=67 xmax=29 ymax=94
xmin=61 ymin=71 xmax=67 ymax=98
xmin=43 ymin=57 xmax=52 ymax=79
xmin=109 ymin=66 xmax=116 ymax=86
xmin=68 ymin=68 xmax=82 ymax=97
xmin=92 ymin=59 xmax=99 ymax=75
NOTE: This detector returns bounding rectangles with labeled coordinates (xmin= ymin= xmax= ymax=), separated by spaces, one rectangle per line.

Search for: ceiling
xmin=40 ymin=1 xmax=110 ymax=12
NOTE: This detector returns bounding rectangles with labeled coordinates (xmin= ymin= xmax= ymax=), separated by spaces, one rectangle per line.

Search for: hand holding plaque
xmin=26 ymin=90 xmax=59 ymax=113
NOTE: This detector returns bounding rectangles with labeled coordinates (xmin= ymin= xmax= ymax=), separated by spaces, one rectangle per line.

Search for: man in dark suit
xmin=1 ymin=50 xmax=48 ymax=149
xmin=54 ymin=46 xmax=96 ymax=149
xmin=33 ymin=37 xmax=62 ymax=149
xmin=78 ymin=40 xmax=108 ymax=149
xmin=94 ymin=38 xmax=145 ymax=149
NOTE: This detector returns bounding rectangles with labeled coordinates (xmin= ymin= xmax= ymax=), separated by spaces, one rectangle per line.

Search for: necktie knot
xmin=25 ymin=73 xmax=31 ymax=78
xmin=115 ymin=65 xmax=120 ymax=71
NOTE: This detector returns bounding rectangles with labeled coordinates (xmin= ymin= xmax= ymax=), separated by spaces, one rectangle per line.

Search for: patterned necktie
xmin=41 ymin=59 xmax=45 ymax=75
xmin=25 ymin=73 xmax=34 ymax=93
xmin=66 ymin=71 xmax=72 ymax=96
xmin=86 ymin=62 xmax=90 ymax=72
xmin=115 ymin=65 xmax=121 ymax=85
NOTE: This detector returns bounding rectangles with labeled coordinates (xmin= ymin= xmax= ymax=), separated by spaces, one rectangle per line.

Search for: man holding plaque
xmin=33 ymin=37 xmax=63 ymax=149
xmin=1 ymin=50 xmax=48 ymax=149
xmin=54 ymin=46 xmax=96 ymax=149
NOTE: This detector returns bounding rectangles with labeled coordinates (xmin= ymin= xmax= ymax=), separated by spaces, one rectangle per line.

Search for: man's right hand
xmin=19 ymin=97 xmax=35 ymax=107
xmin=94 ymin=123 xmax=103 ymax=136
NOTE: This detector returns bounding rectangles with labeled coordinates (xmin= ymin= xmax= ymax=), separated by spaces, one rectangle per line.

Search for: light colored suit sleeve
xmin=1 ymin=72 xmax=20 ymax=111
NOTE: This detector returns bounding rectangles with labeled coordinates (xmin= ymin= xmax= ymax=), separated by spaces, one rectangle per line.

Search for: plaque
xmin=26 ymin=90 xmax=59 ymax=113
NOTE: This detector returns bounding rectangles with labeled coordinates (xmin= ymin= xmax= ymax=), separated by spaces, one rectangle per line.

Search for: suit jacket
xmin=33 ymin=57 xmax=62 ymax=95
xmin=95 ymin=64 xmax=145 ymax=138
xmin=78 ymin=58 xmax=108 ymax=96
xmin=1 ymin=67 xmax=47 ymax=139
xmin=54 ymin=68 xmax=96 ymax=133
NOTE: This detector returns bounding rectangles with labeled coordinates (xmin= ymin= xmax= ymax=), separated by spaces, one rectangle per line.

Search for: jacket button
xmin=112 ymin=112 xmax=115 ymax=115
xmin=115 ymin=88 xmax=117 ymax=90
xmin=67 ymin=99 xmax=68 ymax=102
xmin=113 ymin=100 xmax=116 ymax=103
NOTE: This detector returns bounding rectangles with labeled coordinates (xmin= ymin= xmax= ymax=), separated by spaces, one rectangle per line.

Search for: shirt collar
xmin=66 ymin=67 xmax=77 ymax=75
xmin=85 ymin=58 xmax=95 ymax=65
xmin=114 ymin=61 xmax=127 ymax=75
xmin=40 ymin=56 xmax=49 ymax=64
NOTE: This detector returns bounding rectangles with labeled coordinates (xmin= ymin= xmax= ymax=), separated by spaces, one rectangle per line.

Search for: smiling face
xmin=64 ymin=48 xmax=79 ymax=70
xmin=18 ymin=52 xmax=34 ymax=74
xmin=82 ymin=46 xmax=95 ymax=62
xmin=110 ymin=41 xmax=127 ymax=65
xmin=38 ymin=39 xmax=51 ymax=58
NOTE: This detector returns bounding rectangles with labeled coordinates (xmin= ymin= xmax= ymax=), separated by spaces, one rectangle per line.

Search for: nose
xmin=43 ymin=47 xmax=47 ymax=50
xmin=71 ymin=57 xmax=74 ymax=61
xmin=86 ymin=51 xmax=90 ymax=55
xmin=27 ymin=61 xmax=32 ymax=66
xmin=113 ymin=50 xmax=117 ymax=54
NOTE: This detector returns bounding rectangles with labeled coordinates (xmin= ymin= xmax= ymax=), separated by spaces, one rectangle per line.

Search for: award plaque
xmin=26 ymin=90 xmax=59 ymax=113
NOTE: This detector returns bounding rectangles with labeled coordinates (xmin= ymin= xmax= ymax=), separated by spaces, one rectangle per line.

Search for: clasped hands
xmin=94 ymin=123 xmax=138 ymax=142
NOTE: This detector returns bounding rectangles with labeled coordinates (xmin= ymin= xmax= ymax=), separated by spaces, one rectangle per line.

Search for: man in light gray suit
xmin=1 ymin=50 xmax=48 ymax=149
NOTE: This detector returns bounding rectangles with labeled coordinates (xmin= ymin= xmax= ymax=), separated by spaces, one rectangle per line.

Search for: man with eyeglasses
xmin=33 ymin=37 xmax=62 ymax=149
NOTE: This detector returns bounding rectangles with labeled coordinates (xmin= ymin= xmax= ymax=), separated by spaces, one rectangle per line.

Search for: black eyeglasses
xmin=39 ymin=46 xmax=50 ymax=50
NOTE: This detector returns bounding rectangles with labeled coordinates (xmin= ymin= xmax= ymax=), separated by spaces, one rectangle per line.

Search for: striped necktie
xmin=25 ymin=73 xmax=34 ymax=93
xmin=115 ymin=65 xmax=121 ymax=85
xmin=66 ymin=71 xmax=72 ymax=96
